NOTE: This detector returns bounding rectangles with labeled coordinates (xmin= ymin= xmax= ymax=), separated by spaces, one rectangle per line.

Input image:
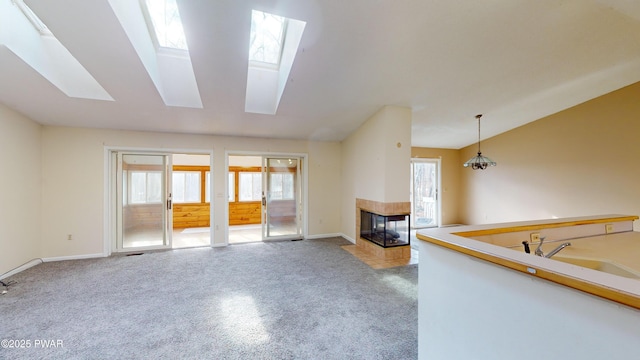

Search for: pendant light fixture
xmin=463 ymin=114 xmax=496 ymax=170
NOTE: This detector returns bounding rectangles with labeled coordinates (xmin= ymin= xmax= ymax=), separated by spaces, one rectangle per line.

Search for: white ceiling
xmin=2 ymin=0 xmax=640 ymax=149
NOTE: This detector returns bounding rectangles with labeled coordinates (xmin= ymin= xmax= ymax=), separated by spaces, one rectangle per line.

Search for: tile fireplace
xmin=354 ymin=198 xmax=412 ymax=261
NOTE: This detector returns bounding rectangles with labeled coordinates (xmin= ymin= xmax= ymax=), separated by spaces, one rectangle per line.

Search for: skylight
xmin=249 ymin=10 xmax=286 ymax=65
xmin=143 ymin=0 xmax=188 ymax=50
xmin=111 ymin=0 xmax=202 ymax=108
xmin=2 ymin=0 xmax=112 ymax=101
xmin=245 ymin=10 xmax=306 ymax=115
xmin=13 ymin=0 xmax=51 ymax=35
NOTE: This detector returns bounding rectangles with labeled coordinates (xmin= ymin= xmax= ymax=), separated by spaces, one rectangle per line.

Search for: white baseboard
xmin=306 ymin=233 xmax=355 ymax=244
xmin=0 ymin=258 xmax=44 ymax=280
xmin=2 ymin=252 xmax=107 ymax=280
xmin=2 ymin=234 xmax=356 ymax=280
xmin=305 ymin=233 xmax=343 ymax=240
xmin=42 ymin=253 xmax=107 ymax=263
xmin=340 ymin=233 xmax=356 ymax=244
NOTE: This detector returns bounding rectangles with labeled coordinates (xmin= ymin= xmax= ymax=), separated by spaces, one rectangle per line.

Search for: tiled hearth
xmin=342 ymin=198 xmax=418 ymax=269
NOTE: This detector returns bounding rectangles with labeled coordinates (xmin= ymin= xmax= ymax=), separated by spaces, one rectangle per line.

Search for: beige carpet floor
xmin=1 ymin=237 xmax=417 ymax=359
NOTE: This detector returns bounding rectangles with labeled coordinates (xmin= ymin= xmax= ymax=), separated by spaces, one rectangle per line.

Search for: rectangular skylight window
xmin=3 ymin=0 xmax=113 ymax=100
xmin=245 ymin=10 xmax=306 ymax=115
xmin=12 ymin=0 xmax=52 ymax=35
xmin=143 ymin=0 xmax=188 ymax=50
xmin=249 ymin=10 xmax=287 ymax=65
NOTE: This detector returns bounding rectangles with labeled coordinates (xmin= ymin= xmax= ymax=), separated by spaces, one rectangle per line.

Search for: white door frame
xmin=225 ymin=150 xmax=308 ymax=244
xmin=262 ymin=155 xmax=304 ymax=241
xmin=115 ymin=152 xmax=172 ymax=252
xmin=104 ymin=146 xmax=214 ymax=256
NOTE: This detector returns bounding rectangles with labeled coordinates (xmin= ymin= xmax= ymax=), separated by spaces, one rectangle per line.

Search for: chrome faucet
xmin=534 ymin=236 xmax=546 ymax=257
xmin=535 ymin=236 xmax=571 ymax=258
xmin=545 ymin=242 xmax=571 ymax=258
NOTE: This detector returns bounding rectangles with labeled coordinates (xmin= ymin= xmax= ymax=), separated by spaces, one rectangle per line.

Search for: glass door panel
xmin=118 ymin=153 xmax=171 ymax=250
xmin=411 ymin=160 xmax=439 ymax=228
xmin=262 ymin=157 xmax=302 ymax=240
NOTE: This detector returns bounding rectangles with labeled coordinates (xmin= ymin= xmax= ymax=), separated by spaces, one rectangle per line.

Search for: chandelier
xmin=463 ymin=114 xmax=496 ymax=170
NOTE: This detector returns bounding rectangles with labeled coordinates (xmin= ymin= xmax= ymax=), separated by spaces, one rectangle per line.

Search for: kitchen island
xmin=416 ymin=215 xmax=640 ymax=360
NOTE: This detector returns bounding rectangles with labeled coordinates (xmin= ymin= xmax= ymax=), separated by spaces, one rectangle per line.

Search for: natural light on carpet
xmin=380 ymin=274 xmax=418 ymax=300
xmin=219 ymin=295 xmax=270 ymax=345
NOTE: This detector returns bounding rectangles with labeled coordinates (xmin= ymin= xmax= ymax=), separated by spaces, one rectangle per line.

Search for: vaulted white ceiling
xmin=2 ymin=0 xmax=640 ymax=149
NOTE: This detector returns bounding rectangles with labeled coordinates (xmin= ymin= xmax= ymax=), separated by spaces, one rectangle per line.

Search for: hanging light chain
xmin=476 ymin=114 xmax=482 ymax=155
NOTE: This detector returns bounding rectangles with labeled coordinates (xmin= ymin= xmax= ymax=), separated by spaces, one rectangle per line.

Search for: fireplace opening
xmin=360 ymin=210 xmax=410 ymax=248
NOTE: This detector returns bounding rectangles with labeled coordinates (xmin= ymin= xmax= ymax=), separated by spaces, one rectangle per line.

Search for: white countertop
xmin=417 ymin=215 xmax=640 ymax=309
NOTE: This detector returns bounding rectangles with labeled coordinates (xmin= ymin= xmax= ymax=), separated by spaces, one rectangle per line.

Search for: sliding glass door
xmin=411 ymin=159 xmax=440 ymax=228
xmin=115 ymin=153 xmax=172 ymax=250
xmin=262 ymin=157 xmax=303 ymax=240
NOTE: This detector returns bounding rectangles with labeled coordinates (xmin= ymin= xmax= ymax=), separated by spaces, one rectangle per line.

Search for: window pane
xmin=184 ymin=172 xmax=200 ymax=202
xmin=249 ymin=10 xmax=285 ymax=64
xmin=252 ymin=173 xmax=262 ymax=201
xmin=145 ymin=0 xmax=188 ymax=50
xmin=172 ymin=171 xmax=200 ymax=203
xmin=228 ymin=172 xmax=234 ymax=202
xmin=146 ymin=172 xmax=162 ymax=203
xmin=130 ymin=172 xmax=147 ymax=204
xmin=172 ymin=172 xmax=186 ymax=202
xmin=283 ymin=173 xmax=294 ymax=200
xmin=270 ymin=173 xmax=283 ymax=200
xmin=239 ymin=172 xmax=262 ymax=201
xmin=239 ymin=173 xmax=252 ymax=201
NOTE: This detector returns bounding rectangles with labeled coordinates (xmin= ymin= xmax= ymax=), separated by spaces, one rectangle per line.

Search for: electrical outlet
xmin=605 ymin=224 xmax=614 ymax=234
xmin=67 ymin=234 xmax=72 ymax=241
xmin=530 ymin=233 xmax=540 ymax=243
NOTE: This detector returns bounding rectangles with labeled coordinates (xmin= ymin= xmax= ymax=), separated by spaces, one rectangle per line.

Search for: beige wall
xmin=459 ymin=81 xmax=640 ymax=229
xmin=341 ymin=106 xmax=411 ymax=240
xmin=307 ymin=141 xmax=342 ymax=233
xmin=411 ymin=147 xmax=461 ymax=225
xmin=0 ymin=105 xmax=42 ymax=275
xmin=381 ymin=106 xmax=412 ymax=202
xmin=8 ymin=79 xmax=640 ymax=268
xmin=40 ymin=126 xmax=342 ymax=258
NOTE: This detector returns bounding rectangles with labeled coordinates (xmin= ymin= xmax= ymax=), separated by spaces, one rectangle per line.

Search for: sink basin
xmin=553 ymin=256 xmax=640 ymax=279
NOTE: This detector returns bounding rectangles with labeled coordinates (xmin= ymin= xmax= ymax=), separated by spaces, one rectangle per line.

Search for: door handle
xmin=262 ymin=196 xmax=266 ymax=206
xmin=167 ymin=199 xmax=172 ymax=210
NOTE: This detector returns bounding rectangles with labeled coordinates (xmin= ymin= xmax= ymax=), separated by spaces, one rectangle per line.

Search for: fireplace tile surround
xmin=355 ymin=198 xmax=411 ymax=217
xmin=342 ymin=199 xmax=414 ymax=267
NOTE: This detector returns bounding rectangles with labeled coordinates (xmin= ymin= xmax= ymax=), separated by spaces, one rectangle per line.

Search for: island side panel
xmin=418 ymin=240 xmax=640 ymax=360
